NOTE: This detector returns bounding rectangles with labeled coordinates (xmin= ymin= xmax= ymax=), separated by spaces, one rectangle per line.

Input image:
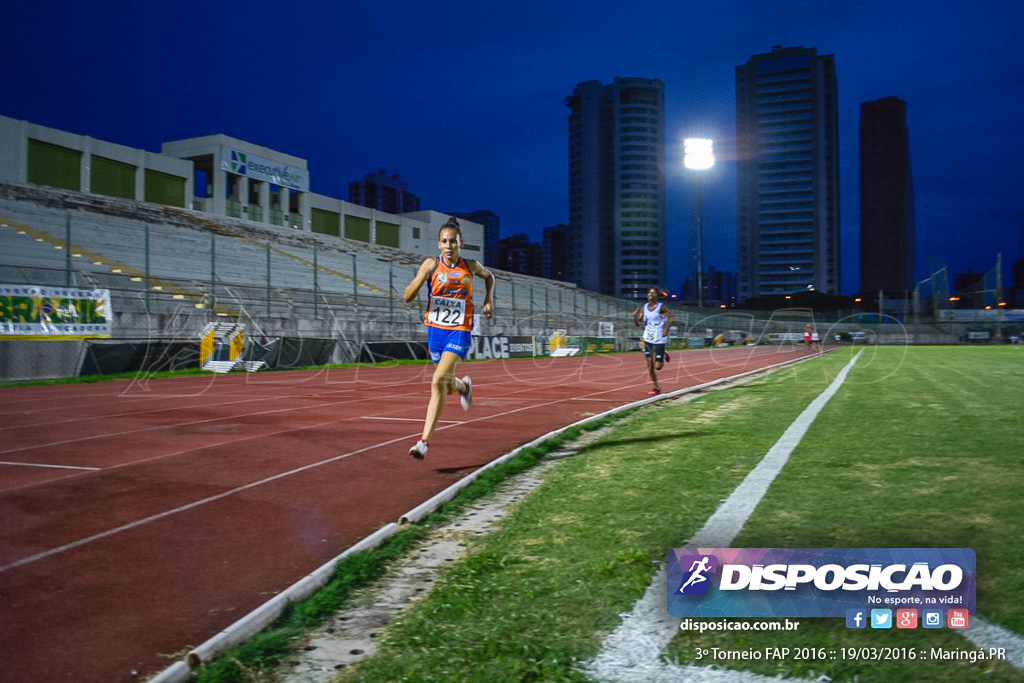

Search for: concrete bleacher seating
xmin=1 ymin=182 xmax=640 ymax=343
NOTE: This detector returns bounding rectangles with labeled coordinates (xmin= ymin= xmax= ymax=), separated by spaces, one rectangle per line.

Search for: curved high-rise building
xmin=566 ymin=77 xmax=666 ymax=299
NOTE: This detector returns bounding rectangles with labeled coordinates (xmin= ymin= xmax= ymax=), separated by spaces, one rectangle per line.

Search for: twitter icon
xmin=870 ymin=609 xmax=892 ymax=629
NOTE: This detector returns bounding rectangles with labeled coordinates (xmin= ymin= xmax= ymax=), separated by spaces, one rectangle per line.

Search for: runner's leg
xmin=421 ymin=350 xmax=464 ymax=443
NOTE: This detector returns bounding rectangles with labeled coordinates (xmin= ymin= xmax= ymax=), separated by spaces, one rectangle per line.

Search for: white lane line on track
xmin=0 ymin=352 xmax=659 ymax=454
xmin=0 ymin=387 xmax=430 ymax=455
xmin=0 ymin=375 xmax=689 ymax=571
xmin=584 ymin=350 xmax=862 ymax=683
xmin=0 ymin=351 xmax=642 ymax=443
xmin=0 ymin=366 xmax=636 ymax=489
xmin=0 ymin=381 xmax=425 ymax=430
xmin=0 ymin=460 xmax=100 ymax=471
xmin=1 ymin=350 xmax=812 ymax=569
xmin=0 ymin=431 xmax=420 ymax=574
xmin=362 ymin=416 xmax=459 ymax=423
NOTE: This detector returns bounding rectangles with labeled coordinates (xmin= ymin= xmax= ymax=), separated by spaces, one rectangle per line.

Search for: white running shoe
xmin=459 ymin=376 xmax=473 ymax=411
xmin=409 ymin=440 xmax=428 ymax=460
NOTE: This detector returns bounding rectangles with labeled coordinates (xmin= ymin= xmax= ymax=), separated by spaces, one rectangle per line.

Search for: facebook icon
xmin=846 ymin=609 xmax=867 ymax=629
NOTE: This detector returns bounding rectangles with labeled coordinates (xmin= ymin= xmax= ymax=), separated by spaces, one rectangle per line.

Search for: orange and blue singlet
xmin=425 ymin=256 xmax=474 ymax=361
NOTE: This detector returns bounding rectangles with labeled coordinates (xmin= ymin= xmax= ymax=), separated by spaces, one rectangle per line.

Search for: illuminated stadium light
xmin=684 ymin=138 xmax=714 ymax=308
xmin=684 ymin=138 xmax=715 ymax=170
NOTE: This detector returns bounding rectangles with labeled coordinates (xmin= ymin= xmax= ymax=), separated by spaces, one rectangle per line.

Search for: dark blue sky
xmin=5 ymin=0 xmax=1023 ymax=296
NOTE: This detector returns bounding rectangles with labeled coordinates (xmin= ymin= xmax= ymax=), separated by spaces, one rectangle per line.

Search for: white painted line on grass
xmin=585 ymin=351 xmax=863 ymax=682
xmin=963 ymin=616 xmax=1024 ymax=670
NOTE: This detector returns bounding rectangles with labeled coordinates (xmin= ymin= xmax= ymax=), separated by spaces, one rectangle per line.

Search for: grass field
xmin=197 ymin=346 xmax=1023 ymax=682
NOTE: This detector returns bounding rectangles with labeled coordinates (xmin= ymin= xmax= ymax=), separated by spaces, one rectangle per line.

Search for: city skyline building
xmin=348 ymin=169 xmax=420 ymax=215
xmin=498 ymin=232 xmax=542 ymax=277
xmin=859 ymin=96 xmax=916 ymax=299
xmin=565 ymin=77 xmax=666 ymax=298
xmin=542 ymin=223 xmax=569 ymax=282
xmin=735 ymin=45 xmax=840 ymax=301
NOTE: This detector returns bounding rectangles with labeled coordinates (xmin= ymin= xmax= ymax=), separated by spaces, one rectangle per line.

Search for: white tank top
xmin=642 ymin=302 xmax=668 ymax=344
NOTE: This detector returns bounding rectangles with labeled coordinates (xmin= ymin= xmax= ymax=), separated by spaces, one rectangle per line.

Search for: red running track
xmin=0 ymin=346 xmax=813 ymax=682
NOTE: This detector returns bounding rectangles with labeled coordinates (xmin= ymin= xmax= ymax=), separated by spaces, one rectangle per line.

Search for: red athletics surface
xmin=0 ymin=346 xmax=815 ymax=682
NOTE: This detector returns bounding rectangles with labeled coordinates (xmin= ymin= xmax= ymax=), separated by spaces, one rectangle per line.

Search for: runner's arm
xmin=470 ymin=260 xmax=495 ymax=318
xmin=403 ymin=258 xmax=436 ymax=302
xmin=662 ymin=305 xmax=675 ymax=331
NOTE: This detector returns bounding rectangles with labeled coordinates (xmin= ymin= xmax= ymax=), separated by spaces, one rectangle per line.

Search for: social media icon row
xmin=845 ymin=608 xmax=969 ymax=629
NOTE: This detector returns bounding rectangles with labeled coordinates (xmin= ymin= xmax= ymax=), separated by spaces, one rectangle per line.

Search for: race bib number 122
xmin=429 ymin=296 xmax=466 ymax=327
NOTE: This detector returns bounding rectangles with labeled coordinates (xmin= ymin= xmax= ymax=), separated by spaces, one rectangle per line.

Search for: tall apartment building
xmin=735 ymin=46 xmax=840 ymax=300
xmin=565 ymin=77 xmax=666 ymax=298
xmin=860 ymin=96 xmax=915 ymax=299
xmin=349 ymin=170 xmax=420 ymax=214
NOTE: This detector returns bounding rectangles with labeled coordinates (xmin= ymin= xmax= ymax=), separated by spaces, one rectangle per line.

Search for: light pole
xmin=684 ymin=138 xmax=714 ymax=308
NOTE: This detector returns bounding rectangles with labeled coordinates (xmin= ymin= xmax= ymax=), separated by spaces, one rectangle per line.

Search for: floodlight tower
xmin=684 ymin=138 xmax=714 ymax=308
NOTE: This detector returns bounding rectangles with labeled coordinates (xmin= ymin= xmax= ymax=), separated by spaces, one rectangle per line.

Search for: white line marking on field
xmin=963 ymin=616 xmax=1024 ymax=670
xmin=584 ymin=351 xmax=863 ymax=682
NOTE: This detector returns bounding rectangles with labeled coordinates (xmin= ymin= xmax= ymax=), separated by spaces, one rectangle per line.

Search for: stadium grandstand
xmin=1 ymin=115 xmax=1017 ymax=382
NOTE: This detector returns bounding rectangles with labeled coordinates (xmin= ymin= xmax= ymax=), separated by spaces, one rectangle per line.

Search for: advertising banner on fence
xmin=668 ymin=548 xmax=975 ymax=620
xmin=466 ymin=335 xmax=534 ymax=360
xmin=1 ymin=284 xmax=112 ymax=340
xmin=582 ymin=337 xmax=615 ymax=353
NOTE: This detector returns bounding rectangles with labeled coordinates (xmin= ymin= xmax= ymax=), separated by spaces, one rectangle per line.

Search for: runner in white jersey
xmin=633 ymin=287 xmax=675 ymax=395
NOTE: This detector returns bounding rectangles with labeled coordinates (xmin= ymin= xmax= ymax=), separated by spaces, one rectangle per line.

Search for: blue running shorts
xmin=427 ymin=327 xmax=472 ymax=363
